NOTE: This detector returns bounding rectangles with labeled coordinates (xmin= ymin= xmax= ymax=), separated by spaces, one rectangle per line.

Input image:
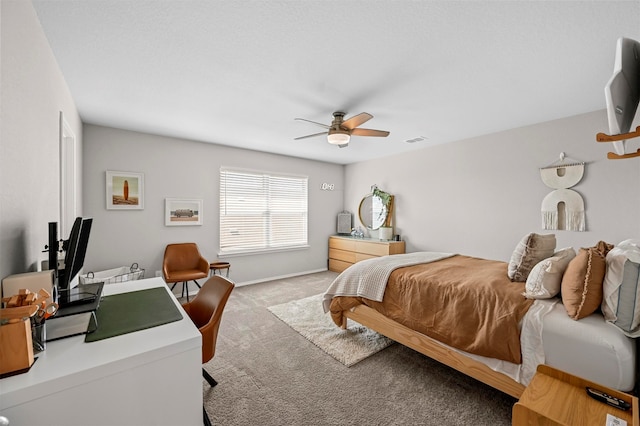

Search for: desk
xmin=0 ymin=278 xmax=202 ymax=425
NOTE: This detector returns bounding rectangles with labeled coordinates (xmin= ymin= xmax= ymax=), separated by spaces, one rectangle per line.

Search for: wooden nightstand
xmin=513 ymin=365 xmax=639 ymax=425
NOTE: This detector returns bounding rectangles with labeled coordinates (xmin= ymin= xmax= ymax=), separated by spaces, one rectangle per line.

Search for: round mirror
xmin=359 ymin=194 xmax=388 ymax=230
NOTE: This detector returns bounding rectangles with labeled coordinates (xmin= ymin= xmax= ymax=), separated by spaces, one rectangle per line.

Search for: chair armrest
xmin=199 ymin=318 xmax=221 ymax=363
xmin=198 ymin=256 xmax=210 ymax=275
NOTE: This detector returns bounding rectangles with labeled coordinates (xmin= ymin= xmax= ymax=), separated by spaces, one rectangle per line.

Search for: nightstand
xmin=513 ymin=365 xmax=638 ymax=425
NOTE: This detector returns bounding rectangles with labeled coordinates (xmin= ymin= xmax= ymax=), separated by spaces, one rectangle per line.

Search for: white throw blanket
xmin=322 ymin=252 xmax=454 ymax=313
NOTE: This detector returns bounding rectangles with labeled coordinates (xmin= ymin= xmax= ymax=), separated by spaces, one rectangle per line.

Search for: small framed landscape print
xmin=106 ymin=171 xmax=144 ymax=210
xmin=165 ymin=198 xmax=203 ymax=226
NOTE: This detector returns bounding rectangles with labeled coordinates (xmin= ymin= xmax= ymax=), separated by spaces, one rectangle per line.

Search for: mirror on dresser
xmin=358 ymin=193 xmax=387 ymax=230
xmin=358 ymin=186 xmax=394 ymax=239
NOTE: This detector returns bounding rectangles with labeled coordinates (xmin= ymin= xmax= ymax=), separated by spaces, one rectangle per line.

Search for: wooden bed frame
xmin=341 ymin=304 xmax=526 ymax=399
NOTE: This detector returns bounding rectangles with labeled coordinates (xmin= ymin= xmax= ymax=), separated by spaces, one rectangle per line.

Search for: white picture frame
xmin=106 ymin=171 xmax=144 ymax=210
xmin=165 ymin=198 xmax=203 ymax=226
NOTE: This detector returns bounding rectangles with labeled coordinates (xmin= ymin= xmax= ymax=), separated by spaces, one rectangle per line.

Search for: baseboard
xmin=171 ymin=268 xmax=330 ymax=298
xmin=234 ymin=268 xmax=329 ymax=287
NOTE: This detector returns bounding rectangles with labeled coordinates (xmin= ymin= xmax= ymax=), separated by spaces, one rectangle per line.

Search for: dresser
xmin=328 ymin=236 xmax=406 ymax=272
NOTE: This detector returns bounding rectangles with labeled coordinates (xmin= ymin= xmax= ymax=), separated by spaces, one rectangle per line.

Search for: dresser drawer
xmin=355 ymin=253 xmax=378 ymax=262
xmin=329 ymin=259 xmax=352 ymax=273
xmin=355 ymin=241 xmax=390 ymax=256
xmin=388 ymin=241 xmax=406 ymax=255
xmin=329 ymin=248 xmax=356 ymax=263
xmin=329 ymin=237 xmax=356 ymax=251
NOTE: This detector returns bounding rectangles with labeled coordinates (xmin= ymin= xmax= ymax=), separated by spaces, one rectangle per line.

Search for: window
xmin=220 ymin=168 xmax=308 ymax=254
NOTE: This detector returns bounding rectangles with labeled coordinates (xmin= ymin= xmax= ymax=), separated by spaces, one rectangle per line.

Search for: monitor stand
xmin=47 ymin=282 xmax=104 ymax=341
xmin=57 ymin=282 xmax=104 ymax=316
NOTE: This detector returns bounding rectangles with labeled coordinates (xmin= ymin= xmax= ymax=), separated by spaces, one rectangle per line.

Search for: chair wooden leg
xmin=203 ymin=368 xmax=218 ymax=388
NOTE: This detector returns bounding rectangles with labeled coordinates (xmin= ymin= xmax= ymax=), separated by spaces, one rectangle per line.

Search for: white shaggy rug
xmin=268 ymin=293 xmax=394 ymax=367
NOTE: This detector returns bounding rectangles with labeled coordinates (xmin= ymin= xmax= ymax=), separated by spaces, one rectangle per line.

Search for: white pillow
xmin=601 ymin=240 xmax=640 ymax=336
xmin=523 ymin=247 xmax=576 ymax=299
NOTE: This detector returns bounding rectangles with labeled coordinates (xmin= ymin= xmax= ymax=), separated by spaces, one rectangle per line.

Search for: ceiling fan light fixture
xmin=327 ymin=132 xmax=350 ymax=145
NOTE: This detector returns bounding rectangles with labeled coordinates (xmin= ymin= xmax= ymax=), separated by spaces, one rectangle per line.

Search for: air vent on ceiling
xmin=404 ymin=136 xmax=427 ymax=144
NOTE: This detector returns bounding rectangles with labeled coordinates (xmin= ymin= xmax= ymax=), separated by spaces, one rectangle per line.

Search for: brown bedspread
xmin=329 ymin=255 xmax=533 ymax=363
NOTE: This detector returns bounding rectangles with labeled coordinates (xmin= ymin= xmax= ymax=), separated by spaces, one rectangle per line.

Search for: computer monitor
xmin=48 ymin=217 xmax=101 ymax=306
xmin=58 ymin=217 xmax=92 ymax=291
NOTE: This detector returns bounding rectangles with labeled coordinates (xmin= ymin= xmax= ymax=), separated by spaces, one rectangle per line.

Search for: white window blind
xmin=220 ymin=168 xmax=308 ymax=254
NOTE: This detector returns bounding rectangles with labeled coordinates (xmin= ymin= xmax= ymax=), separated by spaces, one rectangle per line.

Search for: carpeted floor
xmin=203 ymin=271 xmax=516 ymax=425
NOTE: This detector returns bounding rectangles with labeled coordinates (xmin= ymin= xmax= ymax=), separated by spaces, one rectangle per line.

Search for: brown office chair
xmin=182 ymin=275 xmax=235 ymax=426
xmin=162 ymin=243 xmax=209 ymax=301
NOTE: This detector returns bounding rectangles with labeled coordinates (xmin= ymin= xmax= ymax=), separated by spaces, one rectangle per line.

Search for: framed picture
xmin=165 ymin=198 xmax=203 ymax=226
xmin=106 ymin=171 xmax=144 ymax=210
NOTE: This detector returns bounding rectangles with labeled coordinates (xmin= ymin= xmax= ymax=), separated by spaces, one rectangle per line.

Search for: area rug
xmin=268 ymin=293 xmax=394 ymax=366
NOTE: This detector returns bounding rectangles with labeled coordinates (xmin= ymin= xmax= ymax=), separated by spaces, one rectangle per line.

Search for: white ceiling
xmin=31 ymin=1 xmax=640 ymax=165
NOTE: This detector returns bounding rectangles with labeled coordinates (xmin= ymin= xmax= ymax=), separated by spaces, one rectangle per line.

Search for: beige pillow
xmin=508 ymin=233 xmax=556 ymax=282
xmin=524 ymin=247 xmax=576 ymax=299
xmin=561 ymin=241 xmax=613 ymax=320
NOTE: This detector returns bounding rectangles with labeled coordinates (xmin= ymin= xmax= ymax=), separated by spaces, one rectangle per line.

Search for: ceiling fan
xmin=294 ymin=111 xmax=390 ymax=147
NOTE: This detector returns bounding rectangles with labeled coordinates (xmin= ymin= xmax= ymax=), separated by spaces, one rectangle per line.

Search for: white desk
xmin=0 ymin=278 xmax=202 ymax=425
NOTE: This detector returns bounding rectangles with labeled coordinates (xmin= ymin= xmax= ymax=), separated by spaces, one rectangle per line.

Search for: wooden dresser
xmin=328 ymin=236 xmax=406 ymax=273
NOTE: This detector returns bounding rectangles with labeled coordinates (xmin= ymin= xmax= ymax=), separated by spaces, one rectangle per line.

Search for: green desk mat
xmin=85 ymin=287 xmax=183 ymax=342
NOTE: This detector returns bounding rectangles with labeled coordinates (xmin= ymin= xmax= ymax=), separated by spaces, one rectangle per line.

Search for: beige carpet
xmin=268 ymin=293 xmax=394 ymax=367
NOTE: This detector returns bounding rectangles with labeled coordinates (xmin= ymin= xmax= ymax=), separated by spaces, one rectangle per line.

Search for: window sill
xmin=218 ymin=245 xmax=310 ymax=258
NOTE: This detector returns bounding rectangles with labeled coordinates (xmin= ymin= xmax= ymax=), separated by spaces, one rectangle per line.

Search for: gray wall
xmin=2 ymin=0 xmax=639 ymax=293
xmin=0 ymin=0 xmax=83 ymax=279
xmin=82 ymin=125 xmax=344 ymax=289
xmin=345 ymin=110 xmax=640 ymax=262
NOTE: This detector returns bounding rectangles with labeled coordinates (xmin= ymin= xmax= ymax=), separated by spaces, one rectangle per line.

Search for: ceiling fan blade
xmin=351 ymin=128 xmax=390 ymax=137
xmin=341 ymin=112 xmax=373 ymax=130
xmin=294 ymin=131 xmax=328 ymax=140
xmin=294 ymin=118 xmax=331 ymax=129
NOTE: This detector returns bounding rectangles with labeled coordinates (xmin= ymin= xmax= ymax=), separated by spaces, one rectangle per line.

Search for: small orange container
xmin=0 ymin=319 xmax=35 ymax=375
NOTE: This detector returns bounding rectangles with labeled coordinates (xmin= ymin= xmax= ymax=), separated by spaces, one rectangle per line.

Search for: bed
xmin=323 ymin=238 xmax=639 ymax=399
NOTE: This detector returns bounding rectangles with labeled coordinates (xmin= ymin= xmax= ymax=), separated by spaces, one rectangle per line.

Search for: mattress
xmin=542 ymin=302 xmax=636 ymax=391
xmin=410 ymin=298 xmax=636 ymax=391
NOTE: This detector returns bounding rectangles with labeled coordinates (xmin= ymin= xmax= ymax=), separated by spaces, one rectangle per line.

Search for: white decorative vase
xmin=379 ymin=226 xmax=393 ymax=241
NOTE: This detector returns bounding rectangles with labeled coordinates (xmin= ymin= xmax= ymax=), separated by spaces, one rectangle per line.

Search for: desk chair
xmin=162 ymin=243 xmax=209 ymax=302
xmin=181 ymin=275 xmax=235 ymax=426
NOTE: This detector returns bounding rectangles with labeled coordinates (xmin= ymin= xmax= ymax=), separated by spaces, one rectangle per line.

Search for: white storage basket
xmin=79 ymin=263 xmax=145 ymax=284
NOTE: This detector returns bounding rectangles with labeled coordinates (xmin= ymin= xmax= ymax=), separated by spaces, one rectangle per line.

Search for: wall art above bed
xmin=539 ymin=153 xmax=586 ymax=232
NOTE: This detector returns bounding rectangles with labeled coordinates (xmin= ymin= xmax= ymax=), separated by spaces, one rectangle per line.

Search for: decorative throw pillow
xmin=523 ymin=247 xmax=576 ymax=299
xmin=508 ymin=233 xmax=556 ymax=282
xmin=601 ymin=240 xmax=640 ymax=336
xmin=561 ymin=241 xmax=614 ymax=320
